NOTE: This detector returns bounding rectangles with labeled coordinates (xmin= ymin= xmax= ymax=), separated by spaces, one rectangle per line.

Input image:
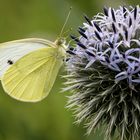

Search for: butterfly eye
xmin=56 ymin=38 xmax=66 ymax=46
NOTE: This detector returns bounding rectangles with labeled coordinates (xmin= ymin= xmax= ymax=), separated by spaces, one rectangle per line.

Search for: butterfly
xmin=0 ymin=8 xmax=72 ymax=102
xmin=0 ymin=37 xmax=67 ymax=102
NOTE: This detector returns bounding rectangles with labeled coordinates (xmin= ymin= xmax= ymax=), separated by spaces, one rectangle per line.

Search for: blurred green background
xmin=0 ymin=0 xmax=138 ymax=140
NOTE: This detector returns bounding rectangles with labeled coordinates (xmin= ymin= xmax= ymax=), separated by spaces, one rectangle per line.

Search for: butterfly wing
xmin=0 ymin=38 xmax=55 ymax=79
xmin=1 ymin=47 xmax=63 ymax=102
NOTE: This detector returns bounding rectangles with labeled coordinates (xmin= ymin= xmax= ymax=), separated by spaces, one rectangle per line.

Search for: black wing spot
xmin=7 ymin=60 xmax=14 ymax=65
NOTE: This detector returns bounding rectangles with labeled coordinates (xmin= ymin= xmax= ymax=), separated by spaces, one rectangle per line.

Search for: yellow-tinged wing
xmin=1 ymin=47 xmax=63 ymax=102
xmin=0 ymin=38 xmax=56 ymax=79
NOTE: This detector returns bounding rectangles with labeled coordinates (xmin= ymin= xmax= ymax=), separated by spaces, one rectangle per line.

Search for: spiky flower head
xmin=65 ymin=5 xmax=140 ymax=140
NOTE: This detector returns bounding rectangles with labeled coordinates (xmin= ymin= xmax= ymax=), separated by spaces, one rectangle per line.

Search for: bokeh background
xmin=0 ymin=0 xmax=139 ymax=140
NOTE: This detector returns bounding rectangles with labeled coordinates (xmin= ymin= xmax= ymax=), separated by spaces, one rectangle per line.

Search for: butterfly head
xmin=55 ymin=37 xmax=66 ymax=46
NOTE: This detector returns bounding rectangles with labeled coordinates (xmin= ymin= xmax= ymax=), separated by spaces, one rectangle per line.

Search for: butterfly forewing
xmin=0 ymin=38 xmax=55 ymax=79
xmin=1 ymin=47 xmax=63 ymax=102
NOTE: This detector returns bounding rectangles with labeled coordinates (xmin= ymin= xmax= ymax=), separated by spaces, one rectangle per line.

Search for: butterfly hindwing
xmin=1 ymin=47 xmax=63 ymax=102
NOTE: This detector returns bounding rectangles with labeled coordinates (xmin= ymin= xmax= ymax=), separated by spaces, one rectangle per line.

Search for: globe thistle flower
xmin=65 ymin=5 xmax=140 ymax=140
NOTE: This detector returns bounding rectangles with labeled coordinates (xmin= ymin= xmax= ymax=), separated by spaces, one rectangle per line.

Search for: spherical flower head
xmin=65 ymin=5 xmax=140 ymax=140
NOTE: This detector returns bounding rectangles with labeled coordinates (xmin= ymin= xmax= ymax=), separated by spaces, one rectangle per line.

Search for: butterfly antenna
xmin=59 ymin=7 xmax=72 ymax=37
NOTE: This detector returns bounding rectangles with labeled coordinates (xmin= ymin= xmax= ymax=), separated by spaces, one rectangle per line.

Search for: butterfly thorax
xmin=54 ymin=38 xmax=67 ymax=60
